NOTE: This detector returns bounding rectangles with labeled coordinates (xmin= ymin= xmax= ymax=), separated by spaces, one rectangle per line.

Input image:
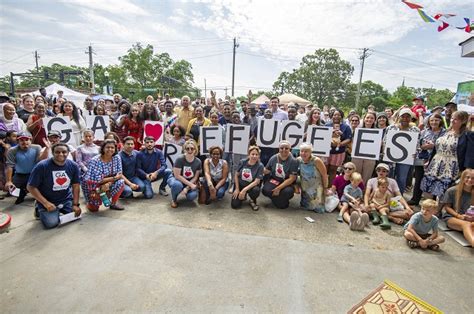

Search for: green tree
xmin=388 ymin=86 xmax=415 ymax=108
xmin=273 ymin=49 xmax=353 ymax=107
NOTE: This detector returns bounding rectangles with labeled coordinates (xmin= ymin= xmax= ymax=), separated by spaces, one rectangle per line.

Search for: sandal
xmin=407 ymin=240 xmax=419 ymax=249
xmin=171 ymin=201 xmax=178 ymax=208
xmin=391 ymin=217 xmax=405 ymax=225
xmin=249 ymin=200 xmax=259 ymax=211
xmin=429 ymin=244 xmax=440 ymax=251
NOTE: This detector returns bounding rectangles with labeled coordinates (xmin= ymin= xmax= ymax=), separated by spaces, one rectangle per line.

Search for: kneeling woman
xmin=82 ymin=139 xmax=125 ymax=211
xmin=231 ymin=146 xmax=264 ymax=211
xmin=262 ymin=140 xmax=299 ymax=209
xmin=203 ymin=146 xmax=229 ymax=204
xmin=440 ymin=168 xmax=474 ymax=247
xmin=168 ymin=140 xmax=202 ymax=208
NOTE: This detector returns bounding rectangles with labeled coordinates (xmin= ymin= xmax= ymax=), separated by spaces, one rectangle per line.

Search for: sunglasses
xmin=185 ymin=147 xmax=195 ymax=151
xmin=344 ymin=167 xmax=354 ymax=170
xmin=279 ymin=147 xmax=290 ymax=150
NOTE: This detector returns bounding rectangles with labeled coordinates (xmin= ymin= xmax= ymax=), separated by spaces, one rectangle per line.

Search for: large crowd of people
xmin=0 ymin=89 xmax=473 ymax=250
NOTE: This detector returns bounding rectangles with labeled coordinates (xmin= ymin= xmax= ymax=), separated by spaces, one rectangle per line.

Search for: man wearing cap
xmin=383 ymin=107 xmax=420 ymax=195
xmin=27 ymin=143 xmax=81 ymax=229
xmin=0 ymin=92 xmax=10 ymax=104
xmin=40 ymin=130 xmax=75 ymax=161
xmin=269 ymin=96 xmax=288 ymax=121
xmin=5 ymin=131 xmax=42 ymax=204
xmin=443 ymin=102 xmax=457 ymax=128
xmin=364 ymin=163 xmax=413 ymax=228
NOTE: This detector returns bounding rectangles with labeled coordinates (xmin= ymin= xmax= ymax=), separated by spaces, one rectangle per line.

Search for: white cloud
xmin=60 ymin=0 xmax=150 ymax=16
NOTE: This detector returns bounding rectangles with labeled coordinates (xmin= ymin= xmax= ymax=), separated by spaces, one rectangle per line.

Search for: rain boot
xmin=380 ymin=214 xmax=391 ymax=230
xmin=371 ymin=210 xmax=381 ymax=225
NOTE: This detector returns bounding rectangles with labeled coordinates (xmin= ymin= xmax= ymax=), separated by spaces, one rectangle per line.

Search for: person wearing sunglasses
xmin=262 ymin=140 xmax=299 ymax=209
xmin=167 ymin=139 xmax=202 ymax=208
xmin=331 ymin=162 xmax=364 ymax=200
xmin=364 ymin=163 xmax=413 ymax=226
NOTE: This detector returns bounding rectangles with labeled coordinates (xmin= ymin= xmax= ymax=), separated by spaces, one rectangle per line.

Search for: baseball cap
xmin=376 ymin=163 xmax=390 ymax=171
xmin=48 ymin=130 xmax=61 ymax=137
xmin=413 ymin=96 xmax=424 ymax=101
xmin=260 ymin=104 xmax=268 ymax=110
xmin=431 ymin=106 xmax=443 ymax=112
xmin=444 ymin=102 xmax=457 ymax=108
xmin=17 ymin=131 xmax=32 ymax=140
xmin=399 ymin=108 xmax=414 ymax=118
xmin=0 ymin=92 xmax=10 ymax=103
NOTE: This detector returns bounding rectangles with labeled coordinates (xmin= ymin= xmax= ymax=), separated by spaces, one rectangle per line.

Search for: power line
xmin=0 ymin=52 xmax=33 ymax=65
xmin=370 ymin=49 xmax=474 ymax=77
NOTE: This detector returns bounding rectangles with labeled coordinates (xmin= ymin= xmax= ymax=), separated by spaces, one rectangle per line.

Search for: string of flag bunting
xmin=402 ymin=0 xmax=472 ymax=33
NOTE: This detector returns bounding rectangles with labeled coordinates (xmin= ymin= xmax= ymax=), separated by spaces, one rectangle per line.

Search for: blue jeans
xmin=203 ymin=179 xmax=229 ymax=202
xmin=168 ymin=177 xmax=198 ymax=202
xmin=394 ymin=163 xmax=411 ymax=195
xmin=37 ymin=200 xmax=73 ymax=229
xmin=142 ymin=168 xmax=173 ymax=199
xmin=121 ymin=177 xmax=146 ymax=198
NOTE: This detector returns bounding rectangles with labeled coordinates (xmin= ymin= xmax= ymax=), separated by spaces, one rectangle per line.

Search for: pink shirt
xmin=332 ymin=175 xmax=365 ymax=198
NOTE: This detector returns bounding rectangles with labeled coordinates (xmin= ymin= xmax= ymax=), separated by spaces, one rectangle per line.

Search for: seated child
xmin=368 ymin=177 xmax=392 ymax=230
xmin=403 ymin=199 xmax=445 ymax=251
xmin=338 ymin=172 xmax=369 ymax=231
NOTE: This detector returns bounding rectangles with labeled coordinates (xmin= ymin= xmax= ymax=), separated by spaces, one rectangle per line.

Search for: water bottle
xmin=100 ymin=192 xmax=111 ymax=207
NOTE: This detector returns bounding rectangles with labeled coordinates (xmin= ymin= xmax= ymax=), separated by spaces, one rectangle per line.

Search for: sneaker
xmin=349 ymin=212 xmax=360 ymax=230
xmin=34 ymin=208 xmax=40 ymax=220
xmin=249 ymin=200 xmax=259 ymax=211
xmin=337 ymin=214 xmax=343 ymax=223
xmin=171 ymin=200 xmax=178 ymax=208
xmin=360 ymin=213 xmax=370 ymax=229
xmin=407 ymin=240 xmax=419 ymax=249
xmin=14 ymin=195 xmax=25 ymax=205
xmin=110 ymin=203 xmax=125 ymax=210
xmin=159 ymin=189 xmax=169 ymax=196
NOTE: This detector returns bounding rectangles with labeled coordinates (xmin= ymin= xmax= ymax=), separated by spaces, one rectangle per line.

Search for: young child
xmin=5 ymin=130 xmax=18 ymax=147
xmin=368 ymin=177 xmax=392 ymax=229
xmin=331 ymin=123 xmax=342 ymax=152
xmin=403 ymin=199 xmax=445 ymax=251
xmin=338 ymin=172 xmax=369 ymax=231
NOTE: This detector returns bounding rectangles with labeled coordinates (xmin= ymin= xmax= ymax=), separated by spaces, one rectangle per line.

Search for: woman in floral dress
xmin=421 ymin=111 xmax=469 ymax=198
xmin=82 ymin=139 xmax=125 ymax=211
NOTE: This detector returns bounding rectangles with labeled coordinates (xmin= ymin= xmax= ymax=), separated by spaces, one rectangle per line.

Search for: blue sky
xmin=0 ymin=0 xmax=473 ymax=98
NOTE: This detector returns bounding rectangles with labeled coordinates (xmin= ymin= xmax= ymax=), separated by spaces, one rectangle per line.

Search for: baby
xmin=331 ymin=123 xmax=342 ymax=152
xmin=403 ymin=199 xmax=445 ymax=251
xmin=368 ymin=177 xmax=392 ymax=229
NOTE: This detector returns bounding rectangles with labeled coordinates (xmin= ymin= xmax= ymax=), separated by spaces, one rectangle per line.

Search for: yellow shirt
xmin=175 ymin=106 xmax=194 ymax=129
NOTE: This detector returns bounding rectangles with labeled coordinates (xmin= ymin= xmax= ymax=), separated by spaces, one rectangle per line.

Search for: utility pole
xmin=231 ymin=37 xmax=239 ymax=97
xmin=355 ymin=48 xmax=369 ymax=111
xmin=34 ymin=50 xmax=40 ymax=88
xmin=204 ymin=78 xmax=207 ymax=100
xmin=86 ymin=45 xmax=95 ymax=93
xmin=225 ymin=87 xmax=228 ymax=97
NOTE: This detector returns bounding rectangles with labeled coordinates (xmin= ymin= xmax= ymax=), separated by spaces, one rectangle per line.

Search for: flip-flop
xmin=429 ymin=244 xmax=440 ymax=251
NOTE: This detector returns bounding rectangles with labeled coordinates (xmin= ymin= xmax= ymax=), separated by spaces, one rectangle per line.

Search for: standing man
xmin=5 ymin=131 xmax=42 ymax=204
xmin=136 ymin=136 xmax=172 ymax=198
xmin=27 ymin=143 xmax=81 ymax=229
xmin=83 ymin=97 xmax=95 ymax=116
xmin=269 ymin=96 xmax=288 ymax=121
xmin=176 ymin=96 xmax=194 ymax=129
xmin=119 ymin=136 xmax=145 ymax=198
xmin=443 ymin=102 xmax=457 ymax=129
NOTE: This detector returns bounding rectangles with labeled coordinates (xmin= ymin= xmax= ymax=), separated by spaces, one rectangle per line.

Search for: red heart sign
xmin=184 ymin=171 xmax=192 ymax=177
xmin=56 ymin=177 xmax=67 ymax=185
xmin=144 ymin=123 xmax=163 ymax=142
xmin=243 ymin=172 xmax=250 ymax=178
xmin=277 ymin=167 xmax=282 ymax=174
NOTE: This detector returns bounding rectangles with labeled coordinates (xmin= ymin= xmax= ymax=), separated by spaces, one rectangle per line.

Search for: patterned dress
xmin=421 ymin=132 xmax=459 ymax=197
xmin=82 ymin=155 xmax=124 ymax=209
xmin=298 ymin=156 xmax=325 ymax=212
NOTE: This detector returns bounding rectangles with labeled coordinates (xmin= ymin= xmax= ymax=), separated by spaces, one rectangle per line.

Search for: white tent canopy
xmin=278 ymin=93 xmax=311 ymax=105
xmin=27 ymin=83 xmax=89 ymax=108
xmin=251 ymin=94 xmax=270 ymax=104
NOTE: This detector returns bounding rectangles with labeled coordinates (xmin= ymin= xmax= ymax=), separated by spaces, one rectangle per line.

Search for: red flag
xmin=402 ymin=1 xmax=423 ymax=10
xmin=433 ymin=13 xmax=456 ymax=20
xmin=437 ymin=22 xmax=449 ymax=32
